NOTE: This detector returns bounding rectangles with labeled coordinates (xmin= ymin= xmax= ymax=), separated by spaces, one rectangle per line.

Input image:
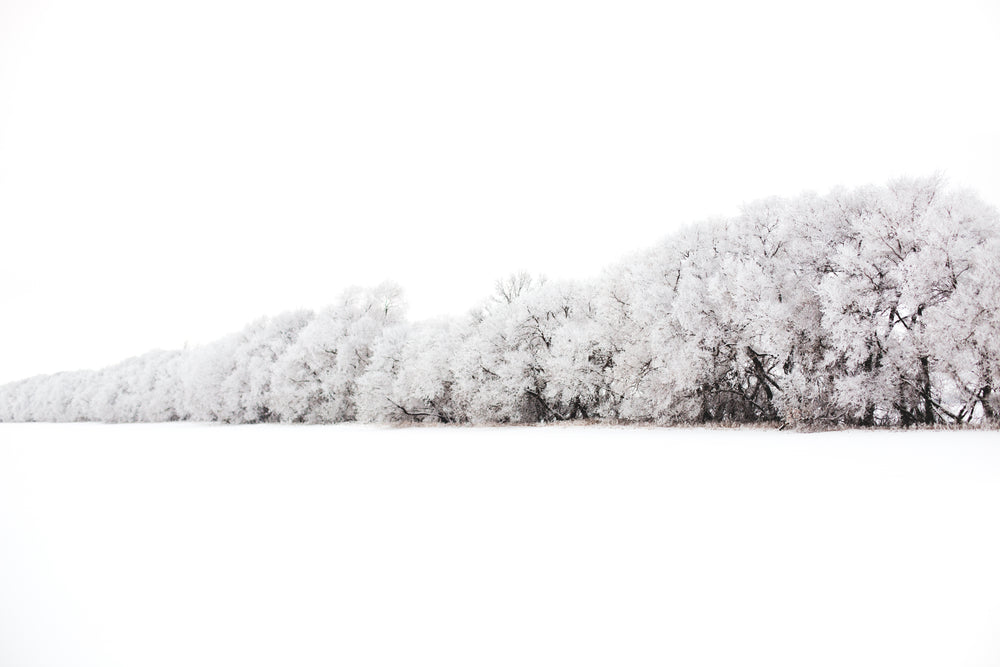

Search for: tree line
xmin=3 ymin=176 xmax=998 ymax=428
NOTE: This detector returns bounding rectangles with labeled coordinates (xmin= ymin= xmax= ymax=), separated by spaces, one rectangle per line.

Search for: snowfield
xmin=1 ymin=424 xmax=999 ymax=667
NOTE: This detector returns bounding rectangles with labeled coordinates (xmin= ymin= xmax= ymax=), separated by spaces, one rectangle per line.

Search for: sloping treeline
xmin=3 ymin=177 xmax=999 ymax=427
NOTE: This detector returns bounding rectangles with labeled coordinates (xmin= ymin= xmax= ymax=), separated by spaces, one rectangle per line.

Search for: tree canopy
xmin=3 ymin=177 xmax=998 ymax=428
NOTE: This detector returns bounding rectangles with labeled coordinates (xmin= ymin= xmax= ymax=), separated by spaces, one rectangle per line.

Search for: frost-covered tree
xmin=270 ymin=283 xmax=404 ymax=423
xmin=814 ymin=177 xmax=997 ymax=425
xmin=921 ymin=209 xmax=1000 ymax=424
xmin=180 ymin=335 xmax=241 ymax=422
xmin=452 ymin=277 xmax=614 ymax=423
xmin=218 ymin=310 xmax=314 ymax=423
xmin=356 ymin=318 xmax=464 ymax=423
xmin=1 ymin=177 xmax=996 ymax=429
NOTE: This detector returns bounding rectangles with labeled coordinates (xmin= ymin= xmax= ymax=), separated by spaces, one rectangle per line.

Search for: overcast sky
xmin=1 ymin=0 xmax=998 ymax=384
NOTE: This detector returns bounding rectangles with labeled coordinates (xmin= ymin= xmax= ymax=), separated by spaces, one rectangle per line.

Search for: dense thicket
xmin=3 ymin=177 xmax=999 ymax=427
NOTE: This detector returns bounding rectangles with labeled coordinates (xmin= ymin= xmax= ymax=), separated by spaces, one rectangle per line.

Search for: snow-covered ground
xmin=1 ymin=424 xmax=998 ymax=667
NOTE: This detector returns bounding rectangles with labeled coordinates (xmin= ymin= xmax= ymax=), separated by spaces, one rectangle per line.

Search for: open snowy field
xmin=1 ymin=424 xmax=998 ymax=667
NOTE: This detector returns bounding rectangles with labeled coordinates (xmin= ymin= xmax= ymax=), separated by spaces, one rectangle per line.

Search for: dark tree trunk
xmin=982 ymin=385 xmax=996 ymax=422
xmin=920 ymin=356 xmax=935 ymax=425
xmin=861 ymin=402 xmax=876 ymax=427
xmin=699 ymin=383 xmax=713 ymax=423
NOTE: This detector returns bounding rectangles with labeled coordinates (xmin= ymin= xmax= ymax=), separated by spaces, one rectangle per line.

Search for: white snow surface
xmin=1 ymin=423 xmax=998 ymax=667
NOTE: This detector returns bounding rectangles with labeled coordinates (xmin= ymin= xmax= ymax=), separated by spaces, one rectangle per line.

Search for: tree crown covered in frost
xmin=3 ymin=176 xmax=999 ymax=427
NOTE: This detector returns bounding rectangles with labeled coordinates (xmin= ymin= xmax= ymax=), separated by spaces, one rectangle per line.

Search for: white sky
xmin=1 ymin=0 xmax=998 ymax=384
